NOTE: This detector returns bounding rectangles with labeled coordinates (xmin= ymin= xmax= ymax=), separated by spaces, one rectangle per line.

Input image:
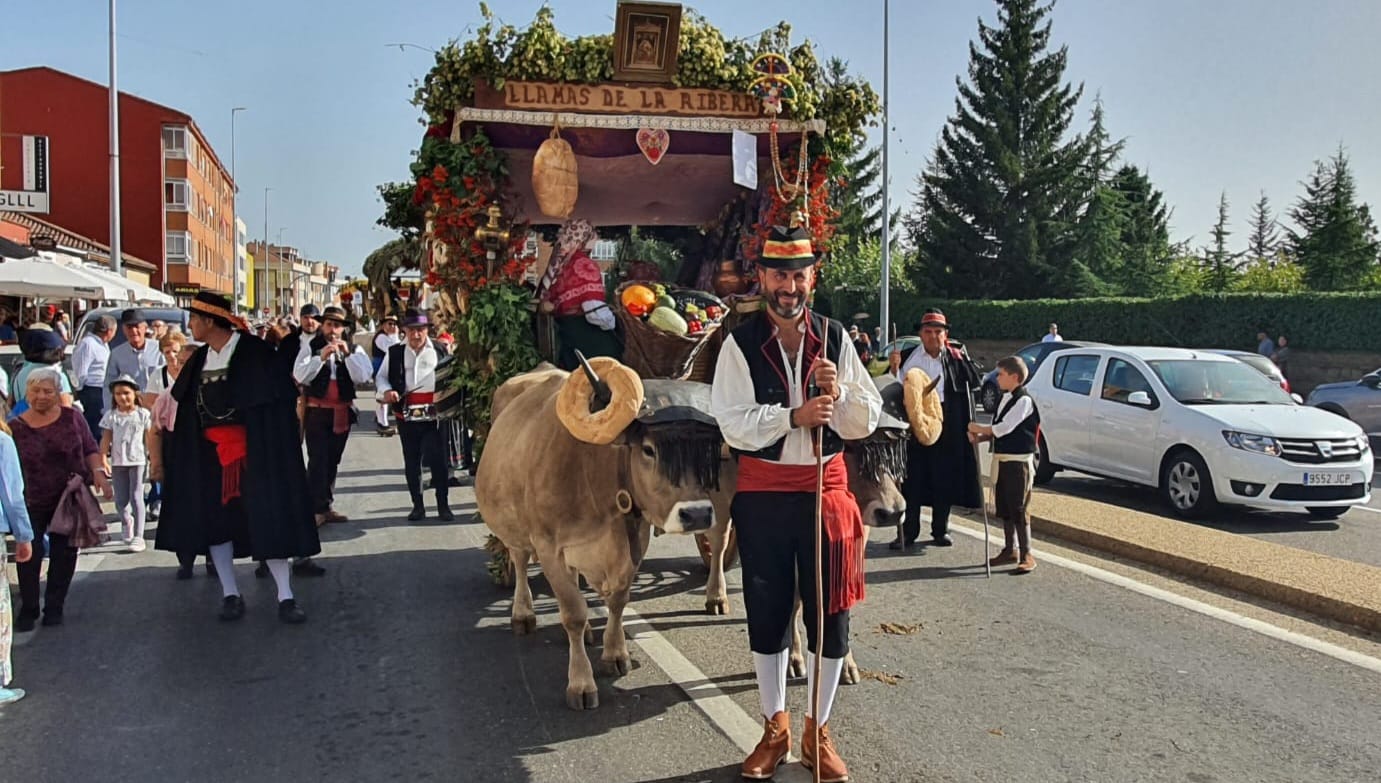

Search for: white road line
xmin=618 ymin=606 xmax=815 ymax=783
xmin=1352 ymin=504 xmax=1381 ymax=516
xmin=947 ymin=522 xmax=1381 ymax=675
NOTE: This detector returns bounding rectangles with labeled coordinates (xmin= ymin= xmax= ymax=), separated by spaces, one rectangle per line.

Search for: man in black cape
xmin=890 ymin=308 xmax=982 ymax=549
xmin=155 ymin=292 xmax=319 ymax=623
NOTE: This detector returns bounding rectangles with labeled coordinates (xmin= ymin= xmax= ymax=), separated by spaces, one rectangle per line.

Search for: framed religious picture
xmin=612 ymin=1 xmax=682 ymax=84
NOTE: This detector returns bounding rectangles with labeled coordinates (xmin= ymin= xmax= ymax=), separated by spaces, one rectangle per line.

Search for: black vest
xmin=728 ymin=310 xmax=845 ymax=462
xmin=993 ymin=386 xmax=1040 ymax=455
xmin=387 ymin=341 xmax=443 ymax=396
xmin=305 ymin=333 xmax=356 ymax=401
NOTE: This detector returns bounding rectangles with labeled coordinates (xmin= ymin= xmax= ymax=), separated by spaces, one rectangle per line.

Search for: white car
xmin=1027 ymin=346 xmax=1373 ymax=518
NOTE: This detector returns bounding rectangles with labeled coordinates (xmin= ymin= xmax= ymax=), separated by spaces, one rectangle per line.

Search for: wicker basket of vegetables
xmin=614 ymin=281 xmax=728 ymax=380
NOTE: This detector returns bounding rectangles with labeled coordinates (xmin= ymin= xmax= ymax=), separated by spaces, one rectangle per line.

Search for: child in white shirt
xmin=100 ymin=375 xmax=155 ymax=552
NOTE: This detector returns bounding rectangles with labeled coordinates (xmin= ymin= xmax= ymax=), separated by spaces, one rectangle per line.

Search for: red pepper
xmin=687 ymin=320 xmax=704 ymax=334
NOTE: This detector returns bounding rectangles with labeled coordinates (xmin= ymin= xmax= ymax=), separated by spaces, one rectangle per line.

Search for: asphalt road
xmin=3 ymin=424 xmax=1379 ymax=782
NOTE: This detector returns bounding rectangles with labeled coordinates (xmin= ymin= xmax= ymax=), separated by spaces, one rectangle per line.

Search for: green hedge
xmin=845 ymin=291 xmax=1381 ymax=353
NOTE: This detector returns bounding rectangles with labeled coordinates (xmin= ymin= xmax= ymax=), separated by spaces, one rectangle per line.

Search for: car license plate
xmin=1303 ymin=471 xmax=1352 ymax=486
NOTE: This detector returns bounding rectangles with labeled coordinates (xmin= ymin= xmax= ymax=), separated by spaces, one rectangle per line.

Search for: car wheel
xmin=1306 ymin=506 xmax=1348 ymax=520
xmin=1161 ymin=450 xmax=1218 ymax=518
xmin=1034 ymin=435 xmax=1057 ymax=485
xmin=981 ymin=383 xmax=1000 ymax=414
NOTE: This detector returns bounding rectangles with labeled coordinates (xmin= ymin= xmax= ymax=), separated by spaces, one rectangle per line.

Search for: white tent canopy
xmin=0 ymin=248 xmax=173 ymax=304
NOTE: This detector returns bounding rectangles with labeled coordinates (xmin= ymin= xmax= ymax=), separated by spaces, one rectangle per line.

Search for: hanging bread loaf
xmin=533 ymin=126 xmax=578 ymax=219
xmin=903 ymin=368 xmax=944 ymax=446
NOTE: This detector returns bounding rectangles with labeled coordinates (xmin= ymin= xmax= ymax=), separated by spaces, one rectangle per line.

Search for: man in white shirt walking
xmin=1041 ymin=322 xmax=1063 ymax=343
xmin=375 ymin=309 xmax=452 ymax=522
xmin=72 ymin=315 xmax=116 ymax=435
xmin=103 ymin=309 xmax=164 ymax=413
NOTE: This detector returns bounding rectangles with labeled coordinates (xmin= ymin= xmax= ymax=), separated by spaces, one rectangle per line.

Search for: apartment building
xmin=0 ymin=67 xmax=235 ymax=295
xmin=246 ymin=242 xmax=339 ymax=316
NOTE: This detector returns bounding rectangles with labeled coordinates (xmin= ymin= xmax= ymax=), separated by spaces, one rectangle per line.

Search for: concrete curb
xmin=1017 ymin=490 xmax=1381 ymax=633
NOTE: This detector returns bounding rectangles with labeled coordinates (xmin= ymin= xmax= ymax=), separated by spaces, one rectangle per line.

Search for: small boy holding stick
xmin=968 ymin=356 xmax=1040 ymax=573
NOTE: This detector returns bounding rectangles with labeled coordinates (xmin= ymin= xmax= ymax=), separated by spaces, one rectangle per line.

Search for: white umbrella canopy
xmin=52 ymin=255 xmax=174 ymax=305
xmin=0 ymin=253 xmax=112 ymax=299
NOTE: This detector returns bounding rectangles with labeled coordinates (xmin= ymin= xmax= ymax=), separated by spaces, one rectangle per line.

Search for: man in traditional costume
xmin=537 ymin=218 xmax=620 ymax=371
xmin=375 ymin=309 xmax=453 ymax=522
xmin=157 ymin=292 xmax=319 ymax=624
xmin=371 ymin=314 xmax=401 ymax=435
xmin=891 ymin=308 xmax=982 ymax=549
xmin=710 ymin=225 xmax=881 ymax=782
xmin=293 ymin=305 xmax=373 ymax=526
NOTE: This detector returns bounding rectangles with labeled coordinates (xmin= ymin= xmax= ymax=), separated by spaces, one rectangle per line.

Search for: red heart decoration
xmin=637 ymin=127 xmax=670 ymax=166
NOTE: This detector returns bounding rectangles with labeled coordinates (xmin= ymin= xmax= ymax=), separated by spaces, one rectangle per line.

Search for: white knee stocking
xmin=208 ymin=543 xmax=239 ymax=598
xmin=753 ymin=650 xmax=790 ymax=719
xmin=266 ymin=559 xmax=293 ymax=601
xmin=804 ymin=653 xmax=846 ymax=725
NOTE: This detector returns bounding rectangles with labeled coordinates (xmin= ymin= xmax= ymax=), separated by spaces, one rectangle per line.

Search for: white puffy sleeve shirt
xmin=710 ymin=325 xmax=881 ymax=467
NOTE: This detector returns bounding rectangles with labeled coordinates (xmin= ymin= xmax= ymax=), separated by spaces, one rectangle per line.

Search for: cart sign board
xmin=475 ymin=80 xmax=760 ymax=119
xmin=0 ymin=136 xmax=51 ymax=213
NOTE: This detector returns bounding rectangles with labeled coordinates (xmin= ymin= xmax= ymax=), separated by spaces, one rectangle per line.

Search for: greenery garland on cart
xmin=377 ymin=4 xmax=880 ymax=584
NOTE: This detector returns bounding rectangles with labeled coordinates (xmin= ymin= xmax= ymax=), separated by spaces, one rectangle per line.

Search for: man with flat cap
xmin=711 ymin=223 xmax=881 ymax=782
xmin=890 ymin=308 xmax=982 ymax=549
xmin=156 ymin=292 xmax=319 ymax=624
xmin=103 ymin=308 xmax=164 ymax=413
xmin=293 ymin=305 xmax=373 ymax=526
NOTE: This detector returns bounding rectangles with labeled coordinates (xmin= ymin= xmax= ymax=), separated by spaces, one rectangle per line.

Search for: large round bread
xmin=555 ymin=357 xmax=644 ymax=445
xmin=903 ymin=368 xmax=944 ymax=446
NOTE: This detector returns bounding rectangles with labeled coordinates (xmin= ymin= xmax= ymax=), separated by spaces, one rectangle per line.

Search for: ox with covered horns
xmin=476 ymin=353 xmax=724 ymax=711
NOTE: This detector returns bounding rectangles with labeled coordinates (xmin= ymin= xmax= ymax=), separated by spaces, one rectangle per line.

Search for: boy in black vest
xmin=968 ymin=356 xmax=1040 ymax=573
xmin=292 ymin=305 xmax=374 ymax=527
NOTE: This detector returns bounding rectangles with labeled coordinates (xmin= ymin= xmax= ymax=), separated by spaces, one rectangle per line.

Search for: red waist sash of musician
xmin=736 ymin=455 xmax=865 ymax=613
xmin=203 ymin=424 xmax=247 ymax=505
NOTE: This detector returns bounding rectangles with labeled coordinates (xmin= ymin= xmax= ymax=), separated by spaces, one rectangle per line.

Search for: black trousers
xmin=399 ymin=419 xmax=447 ymax=506
xmin=901 ymin=502 xmax=951 ymax=544
xmin=304 ymin=407 xmax=349 ymax=514
xmin=76 ymin=386 xmax=104 ymax=438
xmin=732 ymin=491 xmax=850 ymax=659
xmin=16 ymin=507 xmax=80 ymax=619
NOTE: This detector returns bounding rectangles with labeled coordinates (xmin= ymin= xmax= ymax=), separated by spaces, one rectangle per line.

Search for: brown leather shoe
xmin=801 ymin=717 xmax=849 ymax=782
xmin=1016 ymin=553 xmax=1037 ymax=573
xmin=741 ymin=711 xmax=791 ymax=780
xmin=324 ymin=510 xmax=349 ymax=524
xmin=988 ymin=549 xmax=1018 ymax=566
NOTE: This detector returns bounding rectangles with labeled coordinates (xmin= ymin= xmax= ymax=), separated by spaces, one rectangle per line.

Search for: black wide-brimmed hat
xmin=919 ymin=307 xmax=949 ymax=331
xmin=187 ymin=292 xmax=249 ymax=332
xmin=321 ymin=306 xmax=350 ymax=325
xmin=400 ymin=309 xmax=429 ymax=329
xmin=758 ymin=225 xmax=817 ymax=270
xmin=299 ymin=304 xmax=322 ymax=319
xmin=380 ymin=313 xmax=399 ymax=324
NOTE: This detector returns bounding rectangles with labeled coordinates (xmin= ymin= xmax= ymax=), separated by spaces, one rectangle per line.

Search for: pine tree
xmin=1246 ymin=191 xmax=1279 ymax=262
xmin=1203 ymin=191 xmax=1240 ymax=292
xmin=1069 ymin=98 xmax=1126 ymax=294
xmin=1108 ymin=164 xmax=1174 ymax=295
xmin=1289 ymin=147 xmax=1381 ymax=290
xmin=915 ymin=0 xmax=1089 ymax=299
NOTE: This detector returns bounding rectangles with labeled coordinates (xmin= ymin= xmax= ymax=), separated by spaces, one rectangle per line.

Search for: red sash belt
xmin=405 ymin=392 xmax=435 ymax=405
xmin=204 ymin=424 xmax=247 ymax=505
xmin=306 ymin=380 xmax=352 ymax=434
xmin=737 ymin=455 xmax=866 ymax=614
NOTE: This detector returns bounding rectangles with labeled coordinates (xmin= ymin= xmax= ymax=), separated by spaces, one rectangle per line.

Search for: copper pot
xmin=712 ymin=260 xmax=749 ymax=298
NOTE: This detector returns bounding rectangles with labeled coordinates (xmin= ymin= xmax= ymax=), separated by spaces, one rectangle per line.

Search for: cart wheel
xmin=695 ymin=527 xmax=739 ymax=571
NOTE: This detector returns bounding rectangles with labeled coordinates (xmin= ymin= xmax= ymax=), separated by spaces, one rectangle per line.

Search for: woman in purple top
xmin=9 ymin=367 xmax=113 ymax=632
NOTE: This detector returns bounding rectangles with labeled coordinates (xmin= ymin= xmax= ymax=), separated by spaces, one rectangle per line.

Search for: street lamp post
xmin=108 ymin=0 xmax=123 ymax=275
xmin=879 ymin=0 xmax=891 ymax=342
xmin=276 ymin=228 xmax=289 ymax=314
xmin=230 ymin=106 xmax=246 ymax=312
xmin=262 ymin=187 xmax=271 ymax=317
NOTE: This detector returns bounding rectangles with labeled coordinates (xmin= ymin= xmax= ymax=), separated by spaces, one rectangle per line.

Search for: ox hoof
xmin=599 ymin=654 xmax=631 ymax=677
xmin=511 ymin=615 xmax=537 ymax=636
xmin=842 ymin=656 xmax=861 ymax=686
xmin=566 ymin=684 xmax=600 ymax=711
xmin=788 ymin=653 xmax=807 ymax=680
xmin=704 ymin=598 xmax=729 ymax=616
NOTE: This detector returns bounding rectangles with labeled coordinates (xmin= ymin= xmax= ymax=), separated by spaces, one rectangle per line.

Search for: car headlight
xmin=1358 ymin=435 xmax=1372 ymax=454
xmin=1222 ymin=431 xmax=1282 ymax=456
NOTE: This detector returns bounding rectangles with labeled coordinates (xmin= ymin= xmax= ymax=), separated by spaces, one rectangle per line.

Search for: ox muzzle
xmin=658 ymin=501 xmax=715 ymax=534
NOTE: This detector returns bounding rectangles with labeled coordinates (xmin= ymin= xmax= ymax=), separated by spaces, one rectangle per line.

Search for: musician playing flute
xmin=374 ymin=309 xmax=453 ymax=522
xmin=710 ymin=225 xmax=881 ymax=782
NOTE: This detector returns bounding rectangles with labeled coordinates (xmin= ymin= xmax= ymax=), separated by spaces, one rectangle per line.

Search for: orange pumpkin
xmin=620 ymin=284 xmax=657 ymax=311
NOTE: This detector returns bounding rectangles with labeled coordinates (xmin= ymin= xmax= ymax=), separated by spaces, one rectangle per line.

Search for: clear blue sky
xmin=7 ymin=0 xmax=1379 ymax=277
